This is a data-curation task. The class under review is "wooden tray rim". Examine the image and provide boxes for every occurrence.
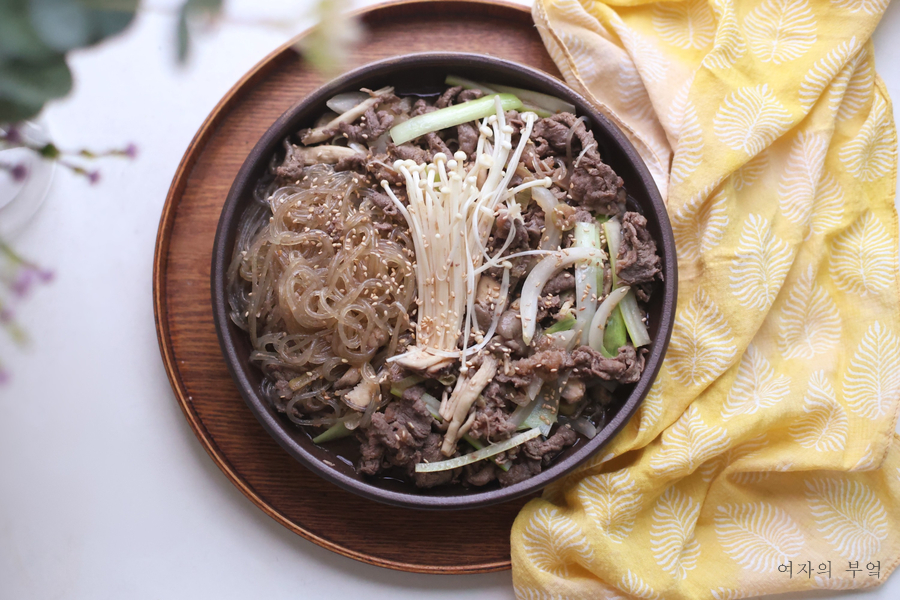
[151,0,535,575]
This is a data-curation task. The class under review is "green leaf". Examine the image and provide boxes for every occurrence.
[27,0,139,53]
[177,0,224,63]
[176,7,189,63]
[0,54,72,122]
[0,1,58,62]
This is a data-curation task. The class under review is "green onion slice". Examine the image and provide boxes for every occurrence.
[389,93,524,145]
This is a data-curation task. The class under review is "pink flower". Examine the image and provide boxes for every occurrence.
[11,163,28,182]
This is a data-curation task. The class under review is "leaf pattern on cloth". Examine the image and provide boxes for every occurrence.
[713,85,793,155]
[522,506,594,578]
[799,36,861,111]
[805,477,889,559]
[668,288,737,385]
[649,487,701,578]
[714,502,806,571]
[729,214,793,311]
[650,404,730,475]
[830,211,895,296]
[577,470,642,543]
[672,188,729,263]
[776,266,841,359]
[721,345,791,419]
[789,371,849,451]
[844,321,900,419]
[744,0,817,65]
[515,1,900,598]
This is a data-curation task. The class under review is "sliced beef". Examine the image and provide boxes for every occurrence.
[411,98,436,117]
[483,381,527,406]
[523,425,577,465]
[532,113,626,215]
[413,433,457,488]
[356,397,434,478]
[531,112,597,161]
[368,190,400,218]
[498,456,542,486]
[436,86,463,108]
[496,347,571,387]
[366,153,405,187]
[338,107,394,144]
[463,461,498,487]
[469,393,517,442]
[457,122,479,158]
[617,211,662,298]
[389,142,431,164]
[459,89,483,103]
[569,153,626,215]
[334,153,367,173]
[544,271,575,295]
[424,132,451,156]
[570,344,647,384]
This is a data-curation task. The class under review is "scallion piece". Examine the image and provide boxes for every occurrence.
[486,83,576,115]
[573,222,604,345]
[545,313,576,334]
[602,305,628,358]
[587,286,629,353]
[390,375,425,397]
[312,422,350,444]
[603,217,622,289]
[389,93,524,145]
[444,75,497,95]
[619,289,652,347]
[415,428,542,473]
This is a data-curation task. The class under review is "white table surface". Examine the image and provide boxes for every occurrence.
[2,1,900,598]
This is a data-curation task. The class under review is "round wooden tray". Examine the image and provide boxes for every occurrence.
[153,0,561,574]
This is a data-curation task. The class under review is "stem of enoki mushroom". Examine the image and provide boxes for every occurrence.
[380,98,538,375]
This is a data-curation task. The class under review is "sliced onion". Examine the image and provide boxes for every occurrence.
[520,247,606,345]
[587,287,630,350]
[561,416,598,439]
[531,186,561,250]
[326,91,369,115]
[415,428,542,473]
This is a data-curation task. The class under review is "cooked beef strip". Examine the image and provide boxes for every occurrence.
[483,381,528,407]
[544,271,575,295]
[410,98,436,117]
[457,122,479,159]
[531,113,625,215]
[469,393,517,442]
[425,132,452,156]
[569,152,626,215]
[496,347,571,387]
[389,142,431,164]
[413,433,458,488]
[436,85,484,109]
[498,456,542,486]
[334,153,367,173]
[570,344,647,384]
[356,397,434,478]
[617,211,662,301]
[338,108,394,144]
[463,461,498,487]
[523,425,577,465]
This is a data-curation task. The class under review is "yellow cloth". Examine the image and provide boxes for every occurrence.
[512,1,900,598]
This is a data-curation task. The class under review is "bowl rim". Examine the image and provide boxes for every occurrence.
[211,51,677,510]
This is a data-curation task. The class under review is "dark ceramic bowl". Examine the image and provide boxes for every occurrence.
[212,53,676,510]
